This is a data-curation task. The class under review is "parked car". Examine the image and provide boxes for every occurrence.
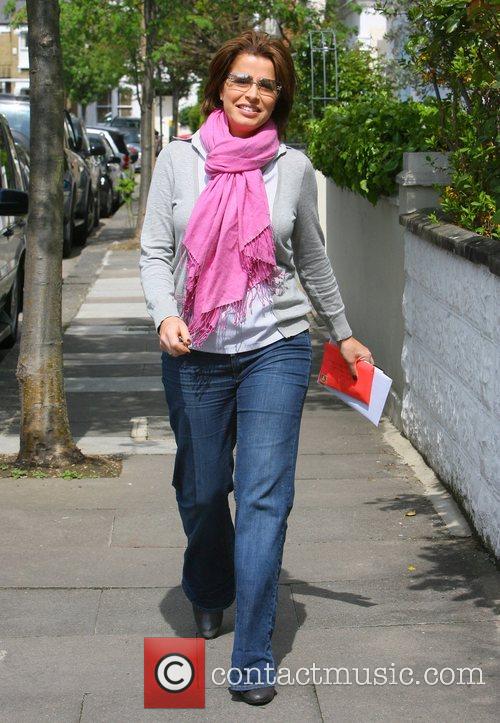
[87,130,122,217]
[106,116,164,171]
[0,113,29,348]
[106,115,161,156]
[89,125,132,171]
[68,114,101,230]
[109,125,142,171]
[0,95,94,257]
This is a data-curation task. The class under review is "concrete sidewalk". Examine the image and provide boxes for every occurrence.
[0,207,498,721]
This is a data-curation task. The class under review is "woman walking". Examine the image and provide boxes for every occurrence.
[140,29,373,706]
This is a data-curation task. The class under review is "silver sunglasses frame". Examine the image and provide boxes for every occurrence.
[225,72,282,96]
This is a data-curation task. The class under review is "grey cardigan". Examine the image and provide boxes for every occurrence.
[139,136,352,342]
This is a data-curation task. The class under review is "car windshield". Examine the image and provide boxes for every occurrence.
[0,102,30,150]
[118,128,140,144]
[111,117,140,128]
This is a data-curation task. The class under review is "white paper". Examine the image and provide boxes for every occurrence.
[318,366,393,426]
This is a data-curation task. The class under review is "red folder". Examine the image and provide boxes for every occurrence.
[318,341,374,404]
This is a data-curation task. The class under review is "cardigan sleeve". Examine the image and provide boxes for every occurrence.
[139,146,181,332]
[291,156,353,342]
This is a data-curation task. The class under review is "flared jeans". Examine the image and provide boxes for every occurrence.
[161,329,312,691]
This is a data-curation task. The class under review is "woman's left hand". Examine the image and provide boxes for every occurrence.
[338,336,374,379]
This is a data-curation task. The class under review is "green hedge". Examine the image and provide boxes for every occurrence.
[307,95,441,205]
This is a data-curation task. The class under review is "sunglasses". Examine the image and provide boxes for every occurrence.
[225,72,282,97]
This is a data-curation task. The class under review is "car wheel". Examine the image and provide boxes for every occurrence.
[75,188,93,246]
[0,268,21,349]
[112,190,122,212]
[93,188,100,228]
[101,181,113,218]
[85,189,95,237]
[63,206,75,258]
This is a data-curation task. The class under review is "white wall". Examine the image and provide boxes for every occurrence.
[321,179,405,426]
[401,231,500,556]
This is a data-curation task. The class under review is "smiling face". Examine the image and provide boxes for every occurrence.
[219,53,278,137]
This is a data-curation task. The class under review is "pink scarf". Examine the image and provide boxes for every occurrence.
[179,108,282,345]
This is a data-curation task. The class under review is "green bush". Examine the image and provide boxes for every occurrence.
[179,103,201,133]
[287,43,393,145]
[307,95,441,204]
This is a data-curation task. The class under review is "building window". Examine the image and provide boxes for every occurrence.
[96,90,112,123]
[18,30,29,70]
[117,87,133,118]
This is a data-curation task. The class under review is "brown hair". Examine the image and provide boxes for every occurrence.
[201,30,296,139]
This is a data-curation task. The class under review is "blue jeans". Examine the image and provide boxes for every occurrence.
[161,329,312,691]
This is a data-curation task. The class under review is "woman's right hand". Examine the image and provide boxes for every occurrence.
[159,316,192,356]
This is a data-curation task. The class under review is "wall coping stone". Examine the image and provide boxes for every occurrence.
[399,207,500,276]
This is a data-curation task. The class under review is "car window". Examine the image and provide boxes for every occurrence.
[3,123,24,190]
[103,134,119,157]
[0,124,17,190]
[102,136,114,158]
[64,115,77,150]
[107,130,128,154]
[111,117,140,128]
[78,123,91,155]
[118,128,140,144]
[0,102,30,151]
[88,133,104,151]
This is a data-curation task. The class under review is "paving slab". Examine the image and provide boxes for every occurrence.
[280,537,494,584]
[294,451,412,480]
[283,623,500,722]
[0,589,101,638]
[62,334,158,354]
[298,429,390,455]
[286,495,446,542]
[0,457,176,510]
[75,302,148,319]
[62,363,158,377]
[110,510,186,548]
[65,376,163,392]
[0,508,115,548]
[1,695,83,723]
[0,434,176,455]
[94,584,295,639]
[290,573,499,629]
[65,391,167,423]
[63,352,160,365]
[0,545,184,588]
[300,408,380,434]
[80,685,321,722]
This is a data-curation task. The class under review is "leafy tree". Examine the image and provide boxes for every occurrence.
[59,0,140,108]
[6,1,140,108]
[375,0,498,237]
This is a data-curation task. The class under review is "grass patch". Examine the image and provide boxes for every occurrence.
[0,454,122,479]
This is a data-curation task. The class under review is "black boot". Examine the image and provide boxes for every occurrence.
[236,687,276,705]
[192,603,223,639]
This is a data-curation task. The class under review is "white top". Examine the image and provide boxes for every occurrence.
[188,129,284,354]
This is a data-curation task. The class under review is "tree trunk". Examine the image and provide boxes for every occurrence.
[134,0,155,240]
[171,83,179,139]
[16,0,83,466]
